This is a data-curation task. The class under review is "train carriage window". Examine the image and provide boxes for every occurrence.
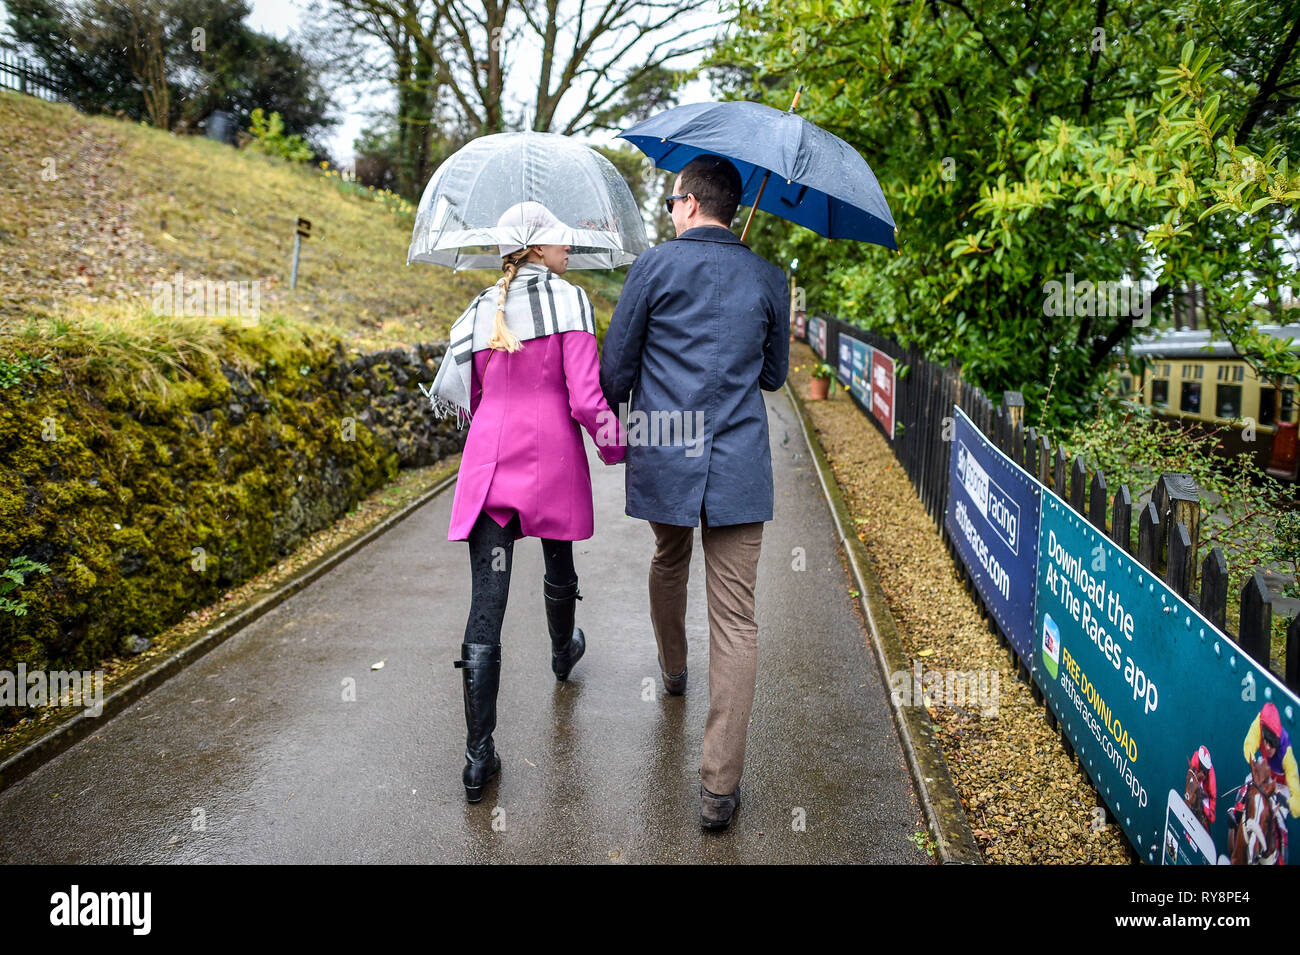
[1215,384,1242,419]
[1120,375,1132,395]
[1260,387,1294,426]
[1180,381,1201,413]
[1152,379,1169,406]
[1261,388,1278,426]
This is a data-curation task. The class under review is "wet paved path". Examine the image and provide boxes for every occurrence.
[0,387,925,863]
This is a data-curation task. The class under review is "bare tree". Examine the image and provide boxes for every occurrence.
[311,0,451,195]
[326,0,715,137]
[125,0,171,130]
[519,0,714,135]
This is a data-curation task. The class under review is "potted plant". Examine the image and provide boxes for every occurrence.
[809,362,835,400]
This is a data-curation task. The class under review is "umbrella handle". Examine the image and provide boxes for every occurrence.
[739,170,772,243]
[740,86,800,243]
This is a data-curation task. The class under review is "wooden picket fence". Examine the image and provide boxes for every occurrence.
[806,313,1299,697]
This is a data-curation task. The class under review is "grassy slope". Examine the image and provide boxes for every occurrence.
[0,91,622,350]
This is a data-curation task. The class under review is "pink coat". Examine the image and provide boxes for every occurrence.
[447,328,626,542]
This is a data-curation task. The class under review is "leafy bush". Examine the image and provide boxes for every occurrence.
[1050,399,1294,622]
[719,3,1299,430]
[247,108,312,164]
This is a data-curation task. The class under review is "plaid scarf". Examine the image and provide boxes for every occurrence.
[420,263,597,429]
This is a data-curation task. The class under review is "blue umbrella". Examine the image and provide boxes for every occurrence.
[617,88,897,249]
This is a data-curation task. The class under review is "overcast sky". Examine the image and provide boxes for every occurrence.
[0,0,722,161]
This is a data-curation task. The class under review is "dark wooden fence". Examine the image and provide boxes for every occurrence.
[804,312,1299,696]
[0,44,66,102]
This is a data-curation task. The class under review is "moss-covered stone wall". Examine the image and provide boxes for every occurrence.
[0,334,462,688]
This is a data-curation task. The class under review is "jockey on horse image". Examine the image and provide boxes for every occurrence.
[1228,702,1297,864]
[1185,745,1217,832]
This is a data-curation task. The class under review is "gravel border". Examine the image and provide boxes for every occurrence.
[787,342,1135,864]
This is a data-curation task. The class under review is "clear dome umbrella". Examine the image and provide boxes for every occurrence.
[407,130,649,271]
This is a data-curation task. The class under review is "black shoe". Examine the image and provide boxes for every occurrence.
[700,783,741,830]
[544,576,585,681]
[659,656,687,696]
[454,642,501,802]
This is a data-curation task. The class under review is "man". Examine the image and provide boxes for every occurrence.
[599,154,789,830]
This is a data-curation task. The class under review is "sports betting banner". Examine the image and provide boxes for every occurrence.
[944,407,1041,663]
[870,349,896,437]
[816,317,827,359]
[837,334,854,385]
[1033,491,1300,864]
[850,339,870,406]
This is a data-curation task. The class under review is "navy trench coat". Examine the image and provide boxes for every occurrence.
[599,225,790,527]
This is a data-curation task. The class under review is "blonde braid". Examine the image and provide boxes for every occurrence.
[488,248,533,352]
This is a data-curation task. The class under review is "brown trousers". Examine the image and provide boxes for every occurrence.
[648,510,764,795]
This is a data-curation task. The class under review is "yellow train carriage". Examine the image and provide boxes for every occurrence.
[1122,326,1300,480]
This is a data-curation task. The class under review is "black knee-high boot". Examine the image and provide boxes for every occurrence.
[454,642,501,802]
[543,576,585,681]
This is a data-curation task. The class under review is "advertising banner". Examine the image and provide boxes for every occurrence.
[816,317,827,359]
[837,334,854,385]
[794,310,806,340]
[944,407,1041,663]
[871,349,896,436]
[1033,491,1300,864]
[850,339,870,406]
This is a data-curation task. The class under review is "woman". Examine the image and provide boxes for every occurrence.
[423,201,625,803]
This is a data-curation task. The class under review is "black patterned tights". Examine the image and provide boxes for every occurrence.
[463,511,576,646]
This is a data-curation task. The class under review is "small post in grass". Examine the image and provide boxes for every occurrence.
[291,217,312,290]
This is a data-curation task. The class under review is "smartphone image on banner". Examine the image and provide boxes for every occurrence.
[1162,788,1218,865]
